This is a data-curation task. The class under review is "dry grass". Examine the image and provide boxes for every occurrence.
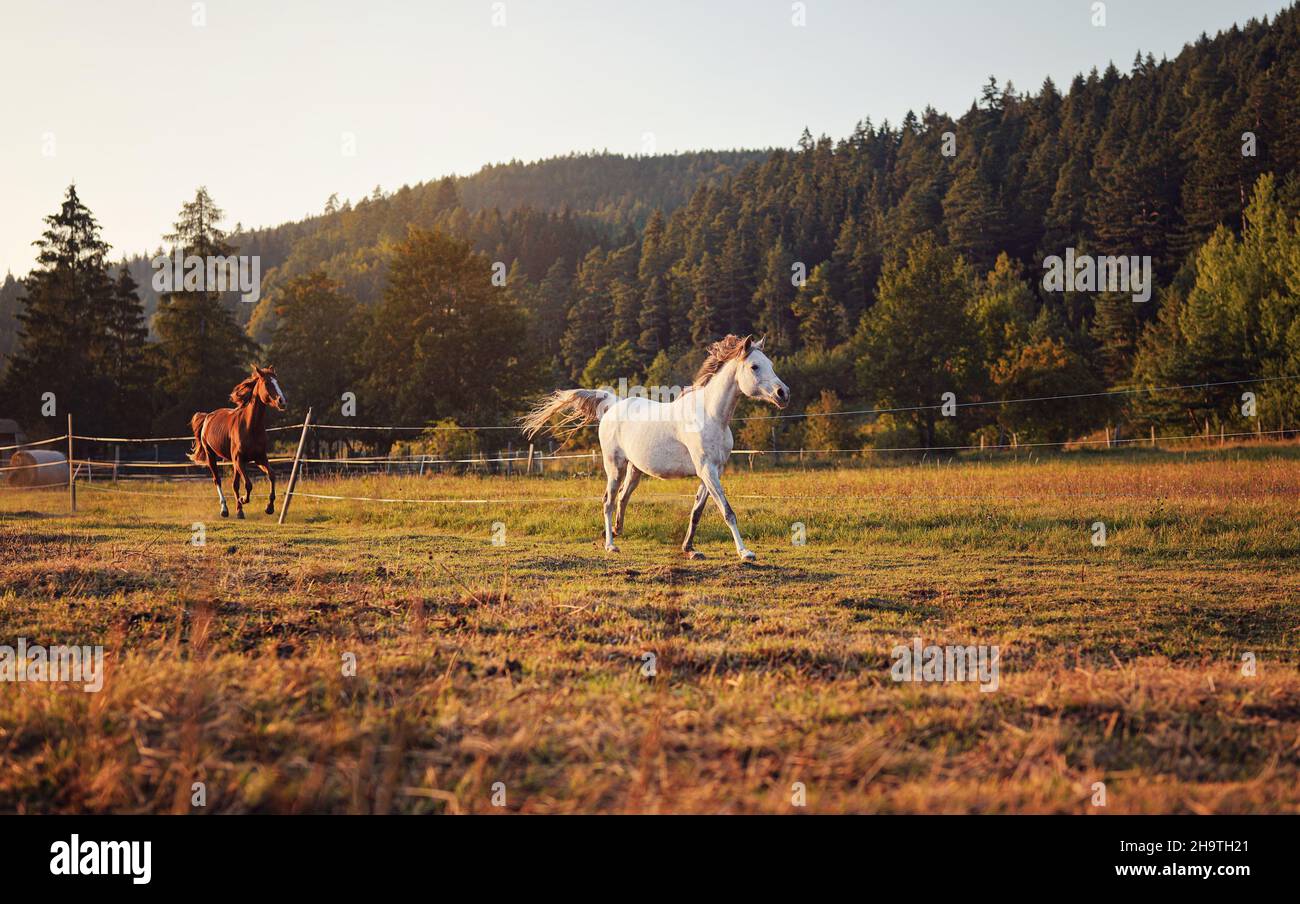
[1,443,1298,813]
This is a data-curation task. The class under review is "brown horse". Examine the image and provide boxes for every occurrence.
[188,366,287,518]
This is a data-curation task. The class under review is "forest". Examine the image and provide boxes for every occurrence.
[3,7,1299,447]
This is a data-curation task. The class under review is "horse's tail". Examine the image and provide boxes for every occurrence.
[520,389,617,440]
[187,412,209,463]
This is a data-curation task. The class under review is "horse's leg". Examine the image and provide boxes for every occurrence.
[205,449,228,518]
[236,453,253,505]
[681,482,709,559]
[698,462,754,561]
[232,453,248,519]
[612,465,641,537]
[601,454,627,552]
[255,457,276,515]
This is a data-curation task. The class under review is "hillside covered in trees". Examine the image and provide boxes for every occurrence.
[4,6,1300,447]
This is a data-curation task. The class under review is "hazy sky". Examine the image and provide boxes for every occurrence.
[1,0,1291,276]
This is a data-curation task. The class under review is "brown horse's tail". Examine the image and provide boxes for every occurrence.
[188,412,209,463]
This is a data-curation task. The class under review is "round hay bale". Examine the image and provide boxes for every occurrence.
[6,449,68,488]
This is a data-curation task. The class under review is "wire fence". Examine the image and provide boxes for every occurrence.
[2,375,1297,513]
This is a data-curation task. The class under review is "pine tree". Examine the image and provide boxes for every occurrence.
[361,229,534,425]
[534,258,574,369]
[791,263,849,352]
[943,163,1004,273]
[268,271,365,423]
[0,185,116,434]
[609,277,641,347]
[855,239,980,446]
[753,239,797,351]
[97,262,153,434]
[688,254,721,346]
[637,275,672,357]
[560,249,611,380]
[152,188,260,431]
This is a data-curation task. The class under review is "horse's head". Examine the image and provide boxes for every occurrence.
[250,366,287,411]
[735,336,789,409]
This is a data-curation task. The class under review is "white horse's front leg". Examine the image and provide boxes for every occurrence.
[698,463,754,561]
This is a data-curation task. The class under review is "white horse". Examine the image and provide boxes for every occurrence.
[522,334,789,561]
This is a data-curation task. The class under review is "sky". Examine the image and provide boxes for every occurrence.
[1,0,1292,276]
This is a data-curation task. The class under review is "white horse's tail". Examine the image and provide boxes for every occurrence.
[520,388,616,440]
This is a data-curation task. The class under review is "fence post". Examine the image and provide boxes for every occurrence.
[113,446,120,482]
[526,443,535,476]
[1150,425,1156,448]
[278,408,313,525]
[67,413,75,512]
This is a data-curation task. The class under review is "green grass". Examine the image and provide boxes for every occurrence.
[1,444,1298,813]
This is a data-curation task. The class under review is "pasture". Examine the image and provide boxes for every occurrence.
[1,445,1298,814]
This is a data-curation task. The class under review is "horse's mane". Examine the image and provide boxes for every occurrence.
[688,335,751,392]
[230,374,259,406]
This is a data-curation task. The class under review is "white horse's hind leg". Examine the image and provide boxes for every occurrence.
[681,482,709,558]
[698,463,754,561]
[602,455,626,552]
[613,466,641,536]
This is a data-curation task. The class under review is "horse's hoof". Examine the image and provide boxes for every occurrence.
[739,550,756,562]
[605,543,619,553]
[220,510,229,518]
[265,505,274,515]
[682,549,704,560]
[236,510,245,520]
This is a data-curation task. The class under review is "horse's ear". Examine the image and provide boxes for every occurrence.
[741,335,753,356]
[752,335,766,351]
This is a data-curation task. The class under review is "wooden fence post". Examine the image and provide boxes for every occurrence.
[278,408,313,525]
[67,413,75,512]
[526,443,535,476]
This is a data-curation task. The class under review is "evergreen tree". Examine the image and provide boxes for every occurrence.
[97,262,153,434]
[581,341,641,387]
[855,239,980,446]
[753,239,797,351]
[688,254,721,346]
[791,263,849,351]
[268,271,365,423]
[0,185,116,434]
[361,229,534,426]
[152,187,259,430]
[637,275,672,357]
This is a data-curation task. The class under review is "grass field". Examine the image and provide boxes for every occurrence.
[2,444,1299,814]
